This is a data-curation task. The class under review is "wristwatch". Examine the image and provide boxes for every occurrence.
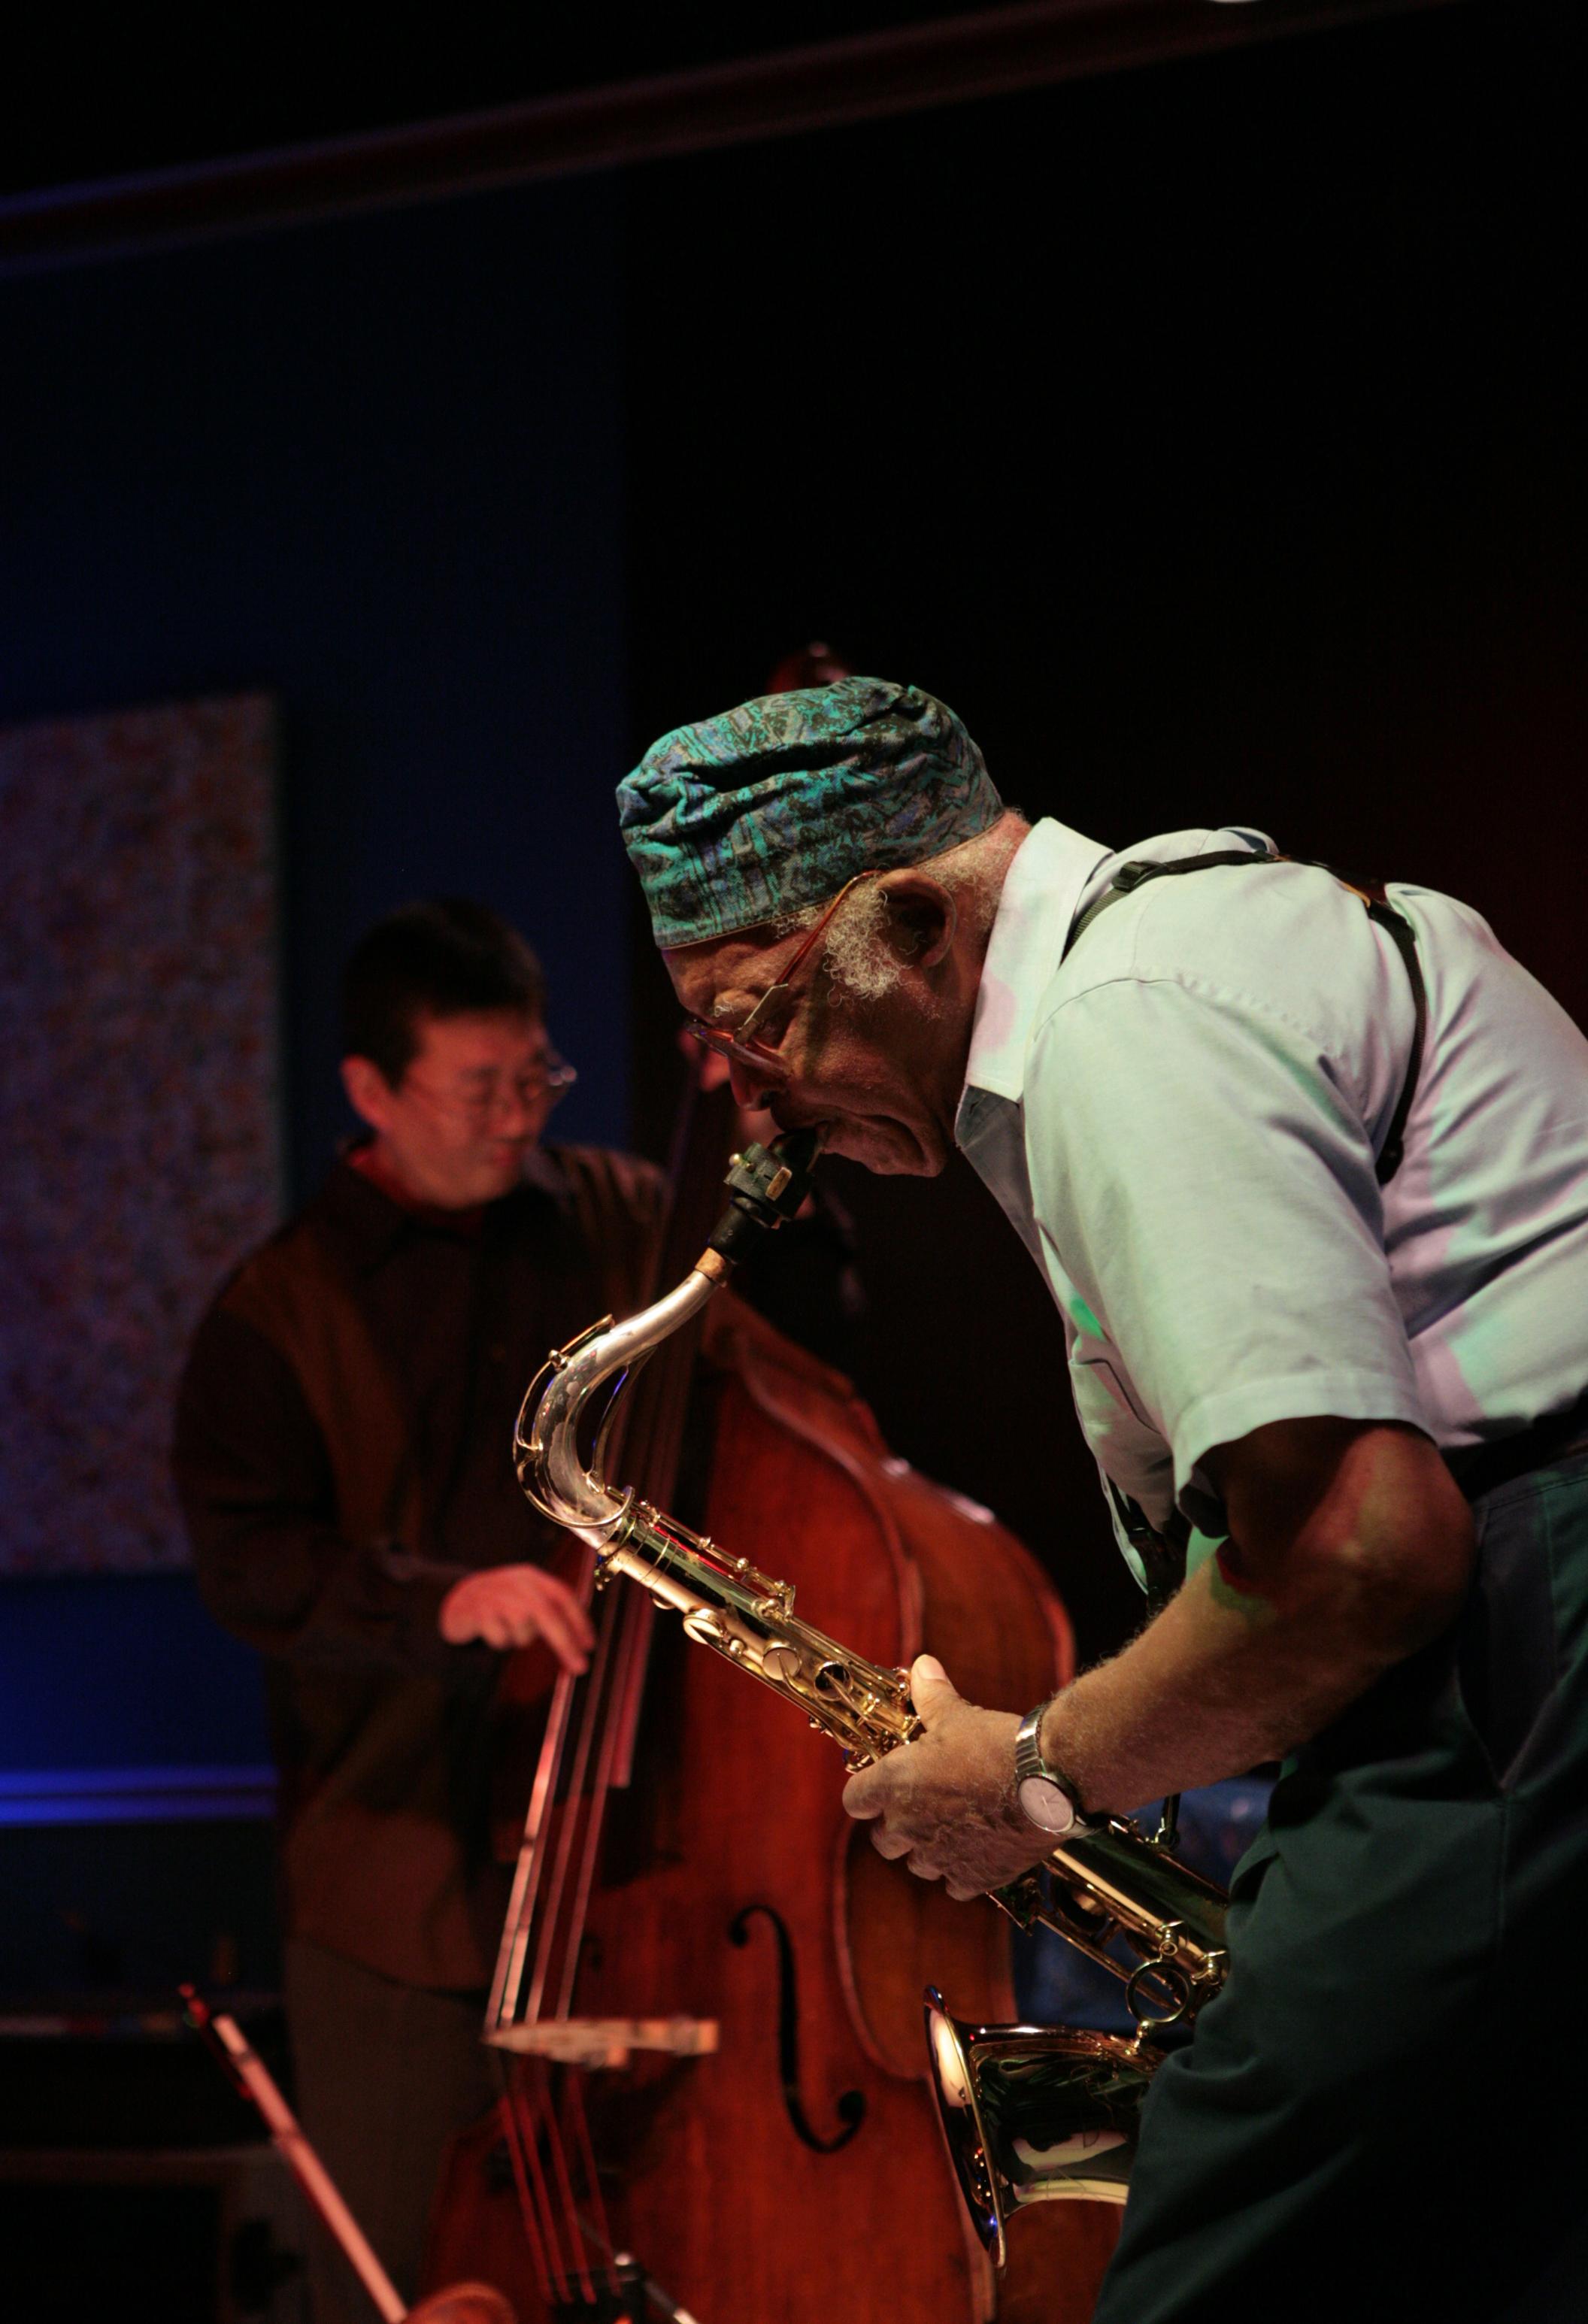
[1014,1698,1080,1836]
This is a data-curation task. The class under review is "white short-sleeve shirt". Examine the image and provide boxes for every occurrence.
[956,819,1588,1579]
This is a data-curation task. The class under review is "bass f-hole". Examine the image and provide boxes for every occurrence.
[729,1901,866,2154]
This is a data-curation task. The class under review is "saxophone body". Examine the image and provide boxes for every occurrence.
[513,1138,1230,2262]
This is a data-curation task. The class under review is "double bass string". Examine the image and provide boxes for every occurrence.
[548,1153,721,2004]
[532,2068,623,2309]
[485,1426,660,2301]
[481,1570,635,2300]
[523,1574,633,2026]
[507,2062,605,2308]
[488,1577,591,2028]
[513,1368,705,2298]
[493,2062,557,2305]
[532,2071,609,2307]
[486,1065,737,2312]
[563,2071,622,2301]
[556,1582,653,2019]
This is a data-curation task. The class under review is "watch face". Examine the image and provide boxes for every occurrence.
[1017,1774,1075,1835]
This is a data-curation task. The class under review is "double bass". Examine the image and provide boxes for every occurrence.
[424,1076,1121,2322]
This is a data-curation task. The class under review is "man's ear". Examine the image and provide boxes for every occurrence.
[877,871,957,968]
[341,1053,399,1135]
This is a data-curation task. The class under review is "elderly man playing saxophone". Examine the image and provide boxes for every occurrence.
[615,677,1588,2323]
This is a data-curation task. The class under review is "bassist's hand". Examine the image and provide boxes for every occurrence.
[439,1565,593,1671]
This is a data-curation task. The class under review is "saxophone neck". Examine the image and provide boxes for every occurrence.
[514,1131,823,1537]
[514,1263,719,1532]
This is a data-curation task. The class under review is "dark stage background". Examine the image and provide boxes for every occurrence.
[0,0,1582,2001]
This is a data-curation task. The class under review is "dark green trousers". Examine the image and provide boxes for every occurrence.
[1095,1451,1588,2323]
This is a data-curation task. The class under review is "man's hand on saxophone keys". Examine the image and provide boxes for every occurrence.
[841,1655,1048,1900]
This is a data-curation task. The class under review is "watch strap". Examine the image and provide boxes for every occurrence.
[1014,1698,1058,1785]
[1014,1696,1081,1823]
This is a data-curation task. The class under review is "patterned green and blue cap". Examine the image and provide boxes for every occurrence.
[618,677,1002,949]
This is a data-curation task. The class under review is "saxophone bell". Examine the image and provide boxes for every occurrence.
[924,1989,1153,2266]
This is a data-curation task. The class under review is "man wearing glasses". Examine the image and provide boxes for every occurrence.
[618,677,1588,2321]
[174,898,661,2324]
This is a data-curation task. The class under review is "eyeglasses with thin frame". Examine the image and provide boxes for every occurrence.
[683,872,878,1080]
[406,1050,578,1124]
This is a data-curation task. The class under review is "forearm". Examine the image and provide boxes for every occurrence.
[842,1423,1477,1900]
[1046,1423,1476,1811]
[1039,1560,1391,1808]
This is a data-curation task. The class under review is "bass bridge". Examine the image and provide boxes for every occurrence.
[486,2016,719,2070]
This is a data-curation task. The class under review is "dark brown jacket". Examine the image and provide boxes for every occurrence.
[173,1142,662,1990]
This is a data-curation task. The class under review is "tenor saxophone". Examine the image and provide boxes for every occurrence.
[513,1135,1229,2263]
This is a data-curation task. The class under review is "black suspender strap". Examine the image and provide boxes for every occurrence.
[1359,897,1426,1183]
[1090,844,1429,1600]
[1109,851,1269,889]
[1107,850,1427,1186]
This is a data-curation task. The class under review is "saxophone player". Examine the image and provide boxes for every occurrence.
[614,676,1588,2322]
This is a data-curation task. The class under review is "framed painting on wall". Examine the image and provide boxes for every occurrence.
[0,693,282,1574]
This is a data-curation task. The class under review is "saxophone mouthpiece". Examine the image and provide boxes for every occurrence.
[705,1130,823,1268]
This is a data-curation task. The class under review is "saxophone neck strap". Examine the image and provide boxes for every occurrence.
[1107,1478,1191,1615]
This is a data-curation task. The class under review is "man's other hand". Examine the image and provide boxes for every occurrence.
[841,1656,1041,1900]
[439,1565,593,1671]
